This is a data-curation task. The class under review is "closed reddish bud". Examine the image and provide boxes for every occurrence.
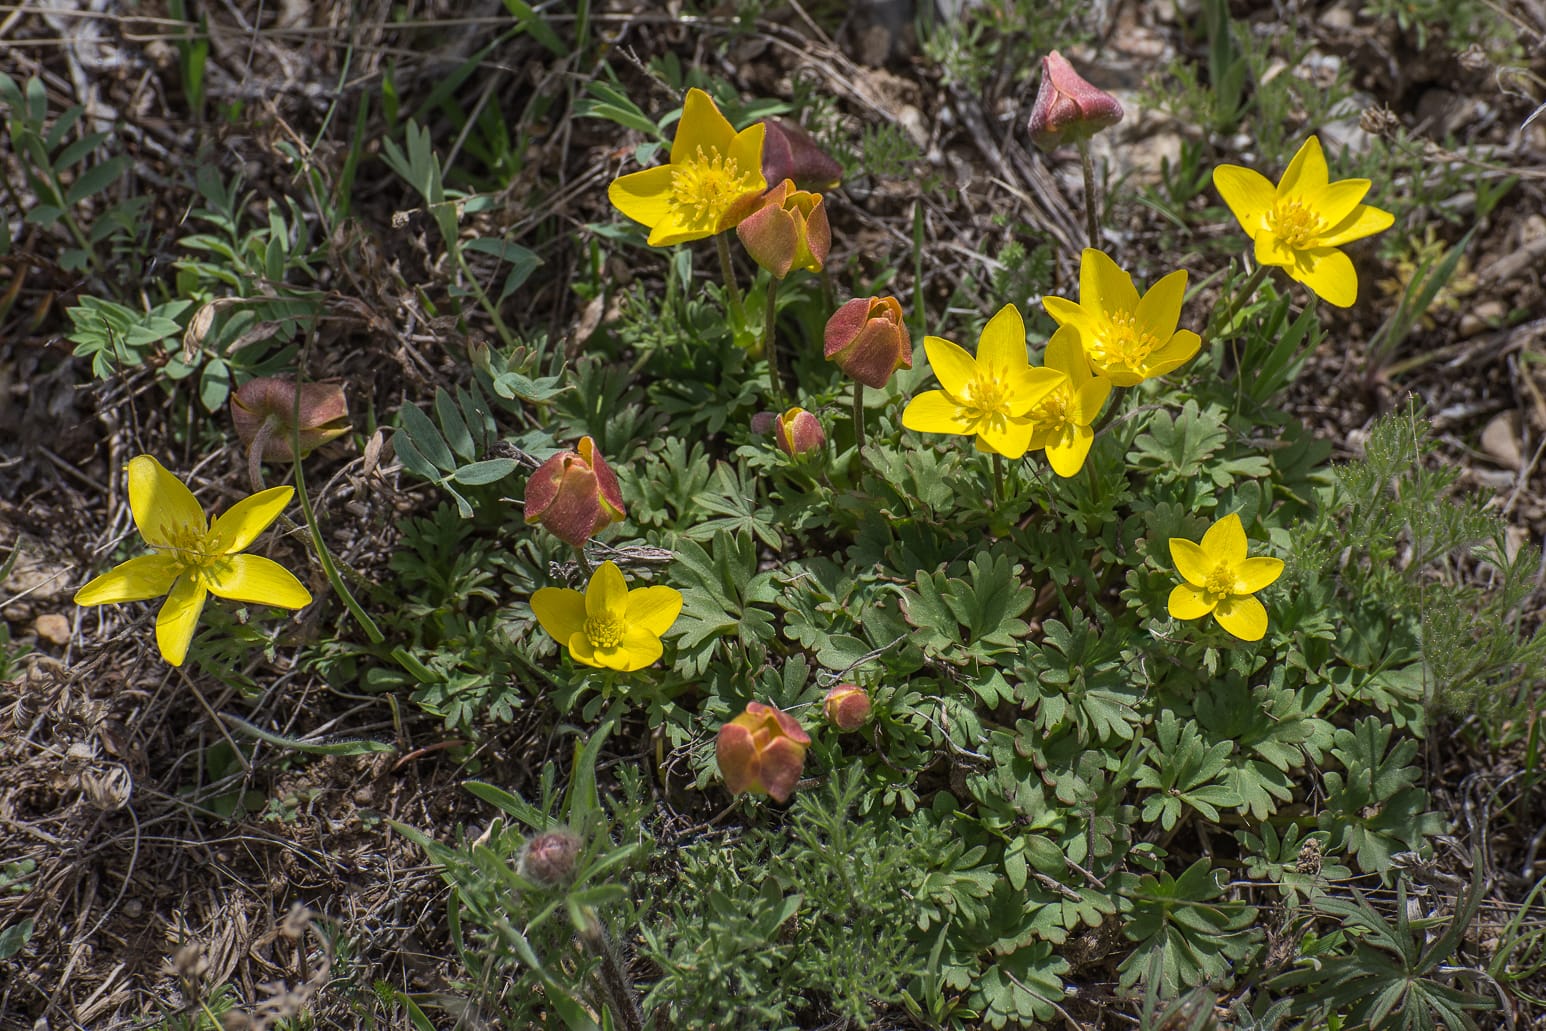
[824,296,912,389]
[231,377,349,462]
[517,829,582,887]
[715,701,811,804]
[823,683,871,731]
[735,179,830,279]
[523,436,626,547]
[1027,50,1124,153]
[774,407,825,457]
[759,118,843,192]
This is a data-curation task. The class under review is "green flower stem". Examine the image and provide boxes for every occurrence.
[575,544,593,579]
[1213,263,1271,341]
[716,233,745,321]
[992,452,1005,508]
[851,382,866,453]
[1076,137,1101,251]
[580,909,645,1031]
[763,275,787,404]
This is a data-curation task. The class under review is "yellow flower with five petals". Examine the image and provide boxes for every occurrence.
[1043,248,1200,387]
[73,455,313,666]
[901,304,1064,459]
[531,561,683,672]
[1167,513,1284,642]
[1024,326,1112,477]
[607,88,767,247]
[1212,135,1394,308]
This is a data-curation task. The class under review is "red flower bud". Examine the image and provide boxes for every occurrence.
[230,377,349,462]
[773,407,825,457]
[523,436,626,547]
[759,119,843,192]
[517,829,582,887]
[735,179,831,279]
[715,701,811,804]
[1026,50,1123,153]
[823,683,871,731]
[823,296,913,389]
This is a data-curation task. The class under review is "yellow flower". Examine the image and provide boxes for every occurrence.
[901,304,1065,458]
[73,455,312,666]
[530,561,682,672]
[607,88,767,247]
[1042,248,1200,387]
[1212,135,1394,308]
[1167,513,1284,642]
[1025,326,1112,477]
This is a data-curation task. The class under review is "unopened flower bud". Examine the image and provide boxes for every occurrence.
[524,437,626,547]
[1027,50,1123,153]
[518,829,583,887]
[759,118,843,192]
[823,683,871,731]
[715,701,811,804]
[773,407,825,457]
[230,377,349,462]
[823,296,912,389]
[735,179,831,279]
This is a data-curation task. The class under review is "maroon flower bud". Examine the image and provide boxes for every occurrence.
[823,296,913,389]
[523,436,626,547]
[759,118,843,192]
[1027,50,1124,153]
[736,179,831,279]
[773,407,826,457]
[823,683,871,731]
[715,701,811,804]
[517,829,582,887]
[230,377,350,462]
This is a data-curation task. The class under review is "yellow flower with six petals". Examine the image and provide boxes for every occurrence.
[1043,248,1200,387]
[1212,135,1394,308]
[1024,326,1112,477]
[901,304,1064,458]
[73,455,313,666]
[531,561,683,672]
[607,88,767,247]
[1167,513,1284,642]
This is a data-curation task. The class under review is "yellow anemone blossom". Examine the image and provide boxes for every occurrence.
[531,561,683,672]
[1042,248,1201,387]
[73,455,313,666]
[1025,326,1112,477]
[1167,513,1284,642]
[607,88,767,247]
[901,304,1065,459]
[1212,135,1394,308]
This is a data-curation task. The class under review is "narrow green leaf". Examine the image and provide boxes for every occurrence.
[222,713,396,756]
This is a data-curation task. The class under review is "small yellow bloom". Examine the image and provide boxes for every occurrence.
[901,304,1064,459]
[607,88,767,247]
[530,561,682,672]
[1025,326,1112,477]
[73,455,313,666]
[1043,248,1200,387]
[1167,513,1284,642]
[1212,135,1394,308]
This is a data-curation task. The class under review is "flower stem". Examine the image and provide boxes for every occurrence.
[992,452,1005,508]
[575,544,593,580]
[580,910,645,1031]
[716,233,745,321]
[1075,137,1101,251]
[763,275,786,404]
[851,383,866,453]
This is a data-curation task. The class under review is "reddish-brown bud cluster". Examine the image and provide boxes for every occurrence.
[823,296,913,389]
[715,701,811,804]
[1026,50,1124,153]
[523,437,626,547]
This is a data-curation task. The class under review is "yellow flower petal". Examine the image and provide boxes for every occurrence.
[726,123,768,196]
[74,553,182,605]
[1213,594,1268,641]
[975,414,1034,459]
[1287,246,1358,308]
[1073,376,1111,423]
[203,554,312,609]
[975,304,1028,381]
[614,625,666,671]
[1318,203,1395,249]
[1142,330,1201,380]
[1045,424,1094,477]
[1255,230,1296,268]
[205,485,293,555]
[902,391,977,437]
[608,166,676,234]
[531,586,587,644]
[565,631,606,669]
[1003,367,1066,416]
[1200,513,1248,565]
[1310,179,1373,230]
[1235,556,1285,594]
[1277,136,1328,199]
[671,88,736,164]
[919,337,978,400]
[586,560,629,621]
[1086,249,1139,320]
[1044,325,1088,382]
[1041,294,1084,329]
[156,574,208,666]
[128,455,205,548]
[1169,538,1213,588]
[1135,268,1187,339]
[625,584,683,638]
[1168,582,1216,620]
[1212,165,1276,237]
